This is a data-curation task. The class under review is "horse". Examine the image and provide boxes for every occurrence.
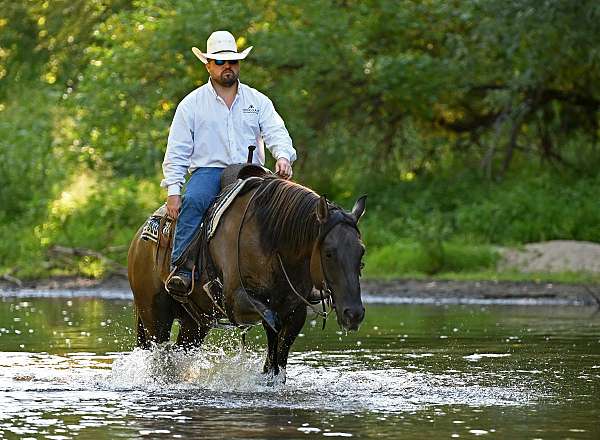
[128,175,366,378]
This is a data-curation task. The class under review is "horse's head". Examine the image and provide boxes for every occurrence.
[311,195,367,331]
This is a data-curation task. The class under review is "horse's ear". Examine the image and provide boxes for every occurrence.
[351,195,367,223]
[316,195,329,224]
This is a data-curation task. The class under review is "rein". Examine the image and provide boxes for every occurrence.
[276,253,330,320]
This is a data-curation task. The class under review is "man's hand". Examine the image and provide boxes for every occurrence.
[275,157,293,180]
[166,195,182,219]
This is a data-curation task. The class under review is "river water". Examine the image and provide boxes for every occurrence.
[0,290,598,439]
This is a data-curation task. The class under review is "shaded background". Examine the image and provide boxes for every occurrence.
[1,0,599,280]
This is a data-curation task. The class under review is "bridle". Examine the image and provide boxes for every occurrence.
[278,206,361,328]
[310,209,360,292]
[234,178,360,329]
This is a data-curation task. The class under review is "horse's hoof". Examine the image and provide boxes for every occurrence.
[263,367,286,386]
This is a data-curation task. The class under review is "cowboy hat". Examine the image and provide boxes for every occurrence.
[192,30,253,64]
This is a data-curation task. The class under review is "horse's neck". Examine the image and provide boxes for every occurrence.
[277,241,317,289]
[278,243,313,265]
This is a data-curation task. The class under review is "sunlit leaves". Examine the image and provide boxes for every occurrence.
[1,0,599,279]
[5,0,593,183]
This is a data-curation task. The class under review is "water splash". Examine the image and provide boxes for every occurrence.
[109,345,281,393]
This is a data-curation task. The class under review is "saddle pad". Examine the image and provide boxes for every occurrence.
[206,176,261,240]
[139,177,259,246]
[141,205,173,244]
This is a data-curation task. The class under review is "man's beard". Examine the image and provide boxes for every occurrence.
[214,69,239,87]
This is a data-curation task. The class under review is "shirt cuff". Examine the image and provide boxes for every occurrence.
[275,153,291,163]
[167,184,181,196]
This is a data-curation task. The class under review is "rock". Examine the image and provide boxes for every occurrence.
[499,240,600,273]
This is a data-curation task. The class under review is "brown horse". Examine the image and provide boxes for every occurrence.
[128,176,366,377]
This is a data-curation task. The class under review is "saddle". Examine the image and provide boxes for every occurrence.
[140,163,272,306]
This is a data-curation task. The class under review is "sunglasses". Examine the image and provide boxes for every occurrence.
[213,59,239,66]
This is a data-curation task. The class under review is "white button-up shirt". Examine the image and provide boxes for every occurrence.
[161,79,296,196]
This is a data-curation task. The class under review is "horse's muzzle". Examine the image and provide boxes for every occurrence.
[341,306,365,331]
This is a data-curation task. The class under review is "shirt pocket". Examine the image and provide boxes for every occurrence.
[242,111,260,136]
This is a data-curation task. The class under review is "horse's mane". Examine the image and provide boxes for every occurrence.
[251,177,321,254]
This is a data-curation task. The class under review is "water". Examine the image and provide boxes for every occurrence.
[0,292,599,439]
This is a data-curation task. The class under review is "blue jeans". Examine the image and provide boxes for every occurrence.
[171,167,224,268]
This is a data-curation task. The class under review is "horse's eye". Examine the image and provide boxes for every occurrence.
[325,252,334,259]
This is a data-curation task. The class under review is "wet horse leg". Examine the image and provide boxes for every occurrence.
[276,306,308,373]
[262,306,307,381]
[176,309,210,348]
[227,287,282,333]
[136,291,176,347]
[262,322,279,376]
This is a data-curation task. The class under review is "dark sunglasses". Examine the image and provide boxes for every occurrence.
[213,59,239,66]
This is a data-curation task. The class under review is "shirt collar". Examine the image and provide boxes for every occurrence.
[207,78,242,100]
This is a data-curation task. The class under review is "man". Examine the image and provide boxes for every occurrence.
[161,30,296,293]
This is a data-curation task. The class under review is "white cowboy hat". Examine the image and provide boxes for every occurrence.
[192,30,253,64]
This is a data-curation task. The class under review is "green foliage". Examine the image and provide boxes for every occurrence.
[42,178,150,251]
[17,0,594,186]
[452,174,600,244]
[363,240,499,279]
[359,170,600,249]
[0,0,598,280]
[0,221,47,279]
[38,175,162,269]
[0,88,63,219]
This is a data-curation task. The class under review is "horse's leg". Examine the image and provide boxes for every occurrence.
[129,227,176,348]
[262,322,279,376]
[135,310,150,349]
[176,309,210,348]
[136,291,176,346]
[276,306,308,374]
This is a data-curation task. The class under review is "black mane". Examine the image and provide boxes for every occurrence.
[251,177,321,255]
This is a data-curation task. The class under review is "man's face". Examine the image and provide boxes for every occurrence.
[205,59,240,87]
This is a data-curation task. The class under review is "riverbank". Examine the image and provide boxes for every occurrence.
[2,240,599,305]
[2,274,599,306]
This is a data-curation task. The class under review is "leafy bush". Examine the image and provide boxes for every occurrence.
[359,169,600,248]
[363,240,499,279]
[0,88,64,219]
[39,175,162,261]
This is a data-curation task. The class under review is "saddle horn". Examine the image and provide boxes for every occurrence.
[247,145,256,164]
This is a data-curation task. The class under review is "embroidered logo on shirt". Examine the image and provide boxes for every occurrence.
[243,104,259,114]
